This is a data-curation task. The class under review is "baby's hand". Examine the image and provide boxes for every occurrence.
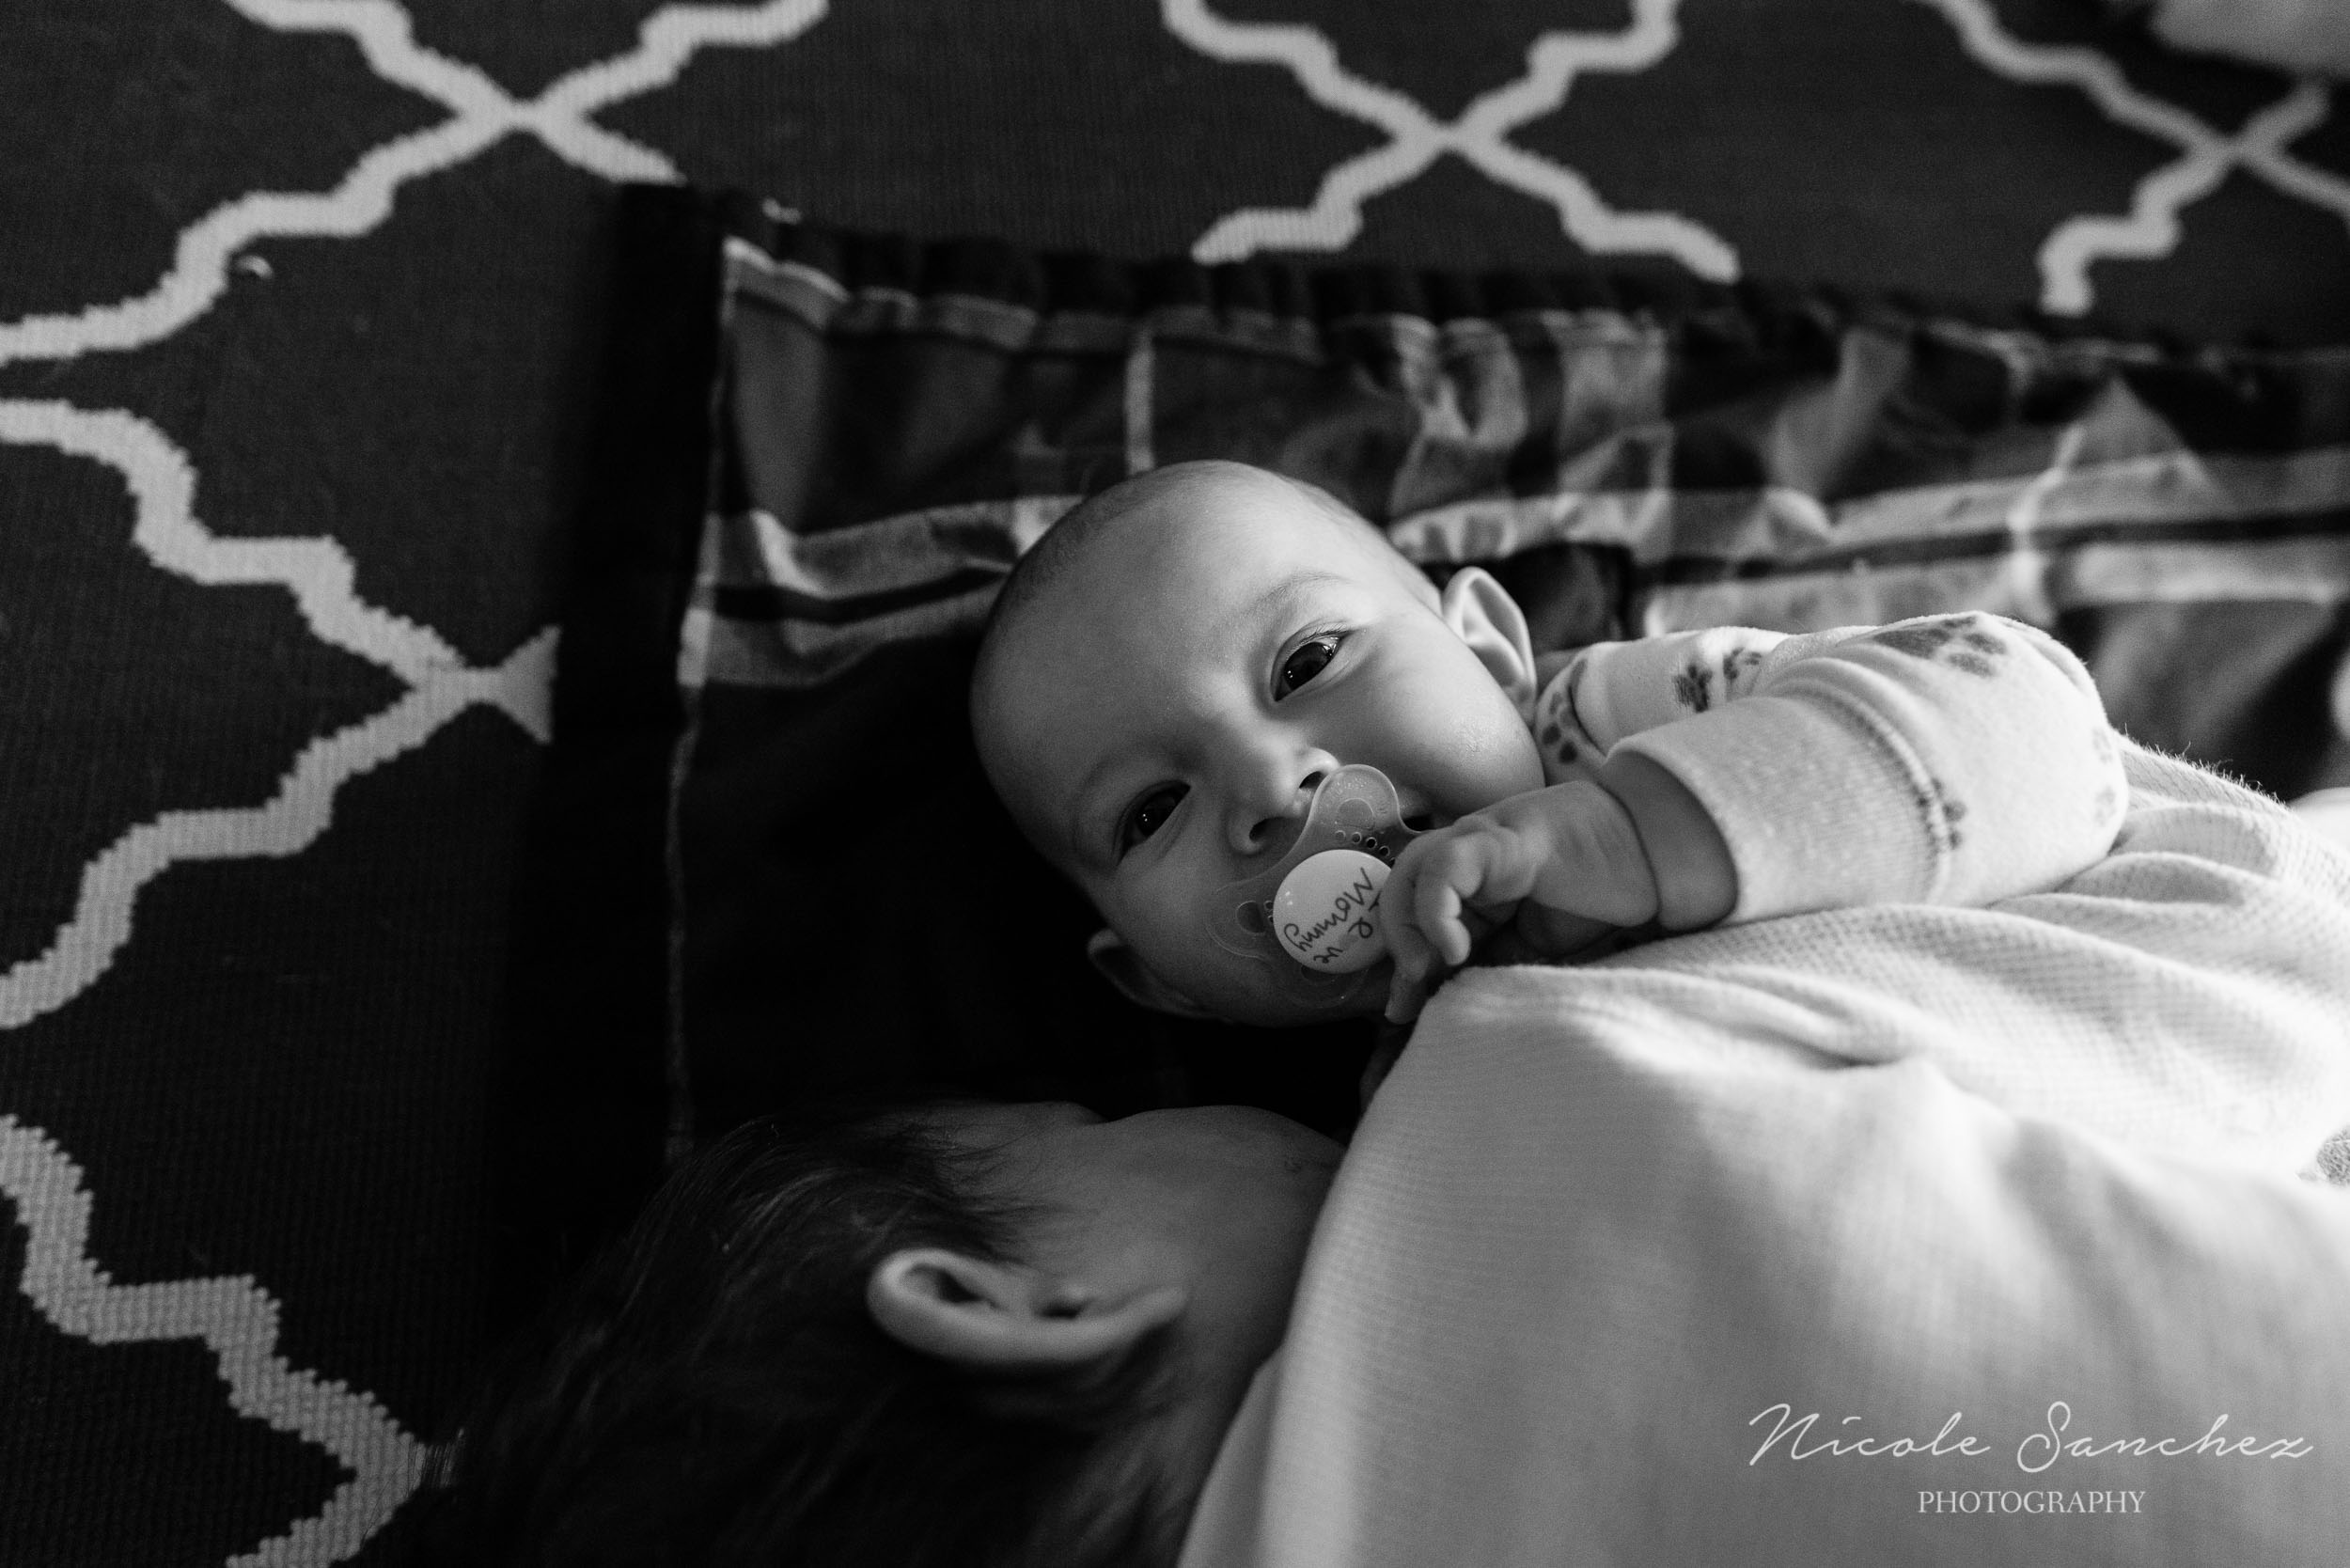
[1381,780,1662,1022]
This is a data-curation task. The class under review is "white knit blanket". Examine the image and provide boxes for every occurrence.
[1182,748,2350,1567]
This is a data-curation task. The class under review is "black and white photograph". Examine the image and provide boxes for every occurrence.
[4,1,2349,1563]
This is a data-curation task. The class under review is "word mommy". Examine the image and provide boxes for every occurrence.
[1282,865,1383,966]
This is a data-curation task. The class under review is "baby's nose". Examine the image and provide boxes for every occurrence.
[1236,769,1324,858]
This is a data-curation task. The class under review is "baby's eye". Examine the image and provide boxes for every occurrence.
[1274,635,1341,700]
[1118,784,1187,855]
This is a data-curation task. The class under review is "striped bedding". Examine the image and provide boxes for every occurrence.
[502,186,2350,1294]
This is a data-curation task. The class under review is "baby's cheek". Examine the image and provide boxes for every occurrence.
[1155,917,1382,1027]
[1164,932,1269,1012]
[1430,707,1546,815]
[1117,898,1244,1003]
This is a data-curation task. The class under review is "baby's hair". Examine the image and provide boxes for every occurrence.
[973,461,1399,705]
[418,1105,1182,1568]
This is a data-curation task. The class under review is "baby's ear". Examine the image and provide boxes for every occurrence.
[869,1247,1186,1377]
[1438,565,1539,720]
[1086,929,1221,1020]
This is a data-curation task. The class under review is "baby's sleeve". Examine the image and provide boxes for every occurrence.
[1534,615,2128,921]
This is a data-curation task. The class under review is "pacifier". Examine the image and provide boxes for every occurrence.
[1206,764,1427,1010]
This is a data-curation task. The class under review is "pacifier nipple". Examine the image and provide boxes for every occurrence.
[1205,764,1426,1005]
[1272,849,1392,972]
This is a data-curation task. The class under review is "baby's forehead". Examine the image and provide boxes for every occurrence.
[1046,487,1370,618]
[973,473,1413,810]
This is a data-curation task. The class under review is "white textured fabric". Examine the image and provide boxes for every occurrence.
[1533,614,2128,920]
[1180,747,2350,1568]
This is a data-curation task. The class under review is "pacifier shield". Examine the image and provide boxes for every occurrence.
[1273,849,1392,972]
[1203,762,1424,1008]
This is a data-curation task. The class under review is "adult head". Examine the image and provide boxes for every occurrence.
[423,1099,1340,1567]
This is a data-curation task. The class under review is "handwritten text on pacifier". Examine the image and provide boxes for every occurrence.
[1273,849,1393,973]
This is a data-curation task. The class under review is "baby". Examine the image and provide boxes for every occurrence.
[969,459,2125,1027]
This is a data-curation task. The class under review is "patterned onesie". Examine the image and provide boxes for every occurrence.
[1528,612,2129,922]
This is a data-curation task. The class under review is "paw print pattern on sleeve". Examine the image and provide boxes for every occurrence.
[1536,712,1579,764]
[1720,643,1767,693]
[1534,654,1605,781]
[1669,636,1774,713]
[1670,660,1714,713]
[1868,614,2008,678]
[1532,629,1784,787]
[1921,774,1968,853]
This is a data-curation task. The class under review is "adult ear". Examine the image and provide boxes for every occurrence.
[1087,928,1220,1020]
[1438,565,1539,720]
[869,1247,1187,1376]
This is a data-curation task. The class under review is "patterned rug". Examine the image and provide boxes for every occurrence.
[1,2,2342,1560]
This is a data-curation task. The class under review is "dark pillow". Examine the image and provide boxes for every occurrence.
[496,185,2350,1320]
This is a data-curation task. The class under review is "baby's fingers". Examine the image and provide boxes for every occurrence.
[1380,848,1440,990]
[1382,964,1429,1026]
[1408,834,1499,968]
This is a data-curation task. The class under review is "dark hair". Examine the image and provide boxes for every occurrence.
[419,1108,1180,1567]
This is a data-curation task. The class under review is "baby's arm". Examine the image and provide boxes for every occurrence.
[1385,613,2127,1016]
[1572,614,2127,918]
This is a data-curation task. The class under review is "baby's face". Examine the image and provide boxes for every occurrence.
[978,471,1543,1024]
